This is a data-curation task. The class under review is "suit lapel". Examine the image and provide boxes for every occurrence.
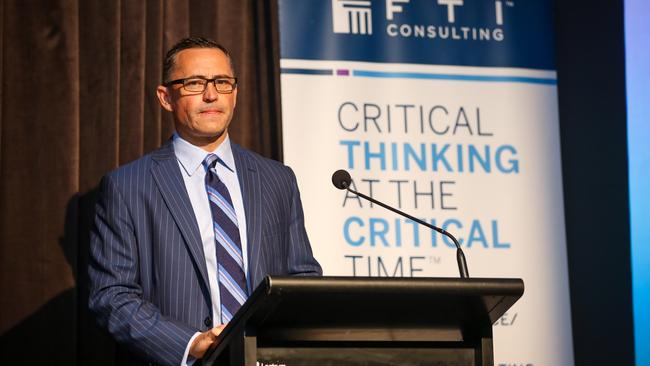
[150,141,210,291]
[232,144,264,288]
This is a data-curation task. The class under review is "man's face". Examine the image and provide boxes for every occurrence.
[157,48,237,150]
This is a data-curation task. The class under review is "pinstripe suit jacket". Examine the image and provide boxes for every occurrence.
[88,140,322,366]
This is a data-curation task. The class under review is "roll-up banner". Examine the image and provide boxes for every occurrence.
[279,1,574,364]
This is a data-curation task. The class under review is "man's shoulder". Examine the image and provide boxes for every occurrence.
[104,142,172,181]
[232,143,293,177]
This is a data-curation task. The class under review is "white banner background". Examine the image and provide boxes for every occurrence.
[279,1,574,363]
[281,59,573,365]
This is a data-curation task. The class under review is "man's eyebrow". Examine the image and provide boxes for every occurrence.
[183,74,235,79]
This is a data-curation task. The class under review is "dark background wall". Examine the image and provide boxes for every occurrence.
[0,1,282,364]
[555,0,635,365]
[0,0,636,364]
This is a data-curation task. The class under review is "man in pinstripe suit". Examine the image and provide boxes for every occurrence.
[89,37,322,366]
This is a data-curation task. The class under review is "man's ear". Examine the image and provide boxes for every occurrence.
[156,85,174,112]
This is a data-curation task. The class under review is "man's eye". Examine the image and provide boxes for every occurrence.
[216,79,230,85]
[185,79,205,86]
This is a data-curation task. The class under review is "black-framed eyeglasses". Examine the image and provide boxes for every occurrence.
[164,76,238,94]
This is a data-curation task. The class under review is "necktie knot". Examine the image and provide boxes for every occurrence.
[203,154,219,172]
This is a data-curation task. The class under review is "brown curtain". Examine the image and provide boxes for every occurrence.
[0,0,283,364]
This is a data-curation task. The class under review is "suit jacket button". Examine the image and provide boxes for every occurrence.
[204,316,212,327]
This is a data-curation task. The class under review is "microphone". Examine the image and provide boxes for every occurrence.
[331,169,470,278]
[332,169,352,190]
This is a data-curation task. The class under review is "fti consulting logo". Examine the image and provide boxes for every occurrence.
[331,0,510,42]
[331,0,373,35]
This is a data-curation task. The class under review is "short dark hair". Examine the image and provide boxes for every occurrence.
[162,37,234,83]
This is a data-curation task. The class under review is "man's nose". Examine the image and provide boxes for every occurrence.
[202,81,219,101]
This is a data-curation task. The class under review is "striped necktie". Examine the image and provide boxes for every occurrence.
[203,154,248,323]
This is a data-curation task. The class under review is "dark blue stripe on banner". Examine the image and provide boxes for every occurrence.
[353,70,557,85]
[279,0,556,70]
[280,68,333,75]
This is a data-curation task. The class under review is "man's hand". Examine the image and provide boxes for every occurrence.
[189,325,226,359]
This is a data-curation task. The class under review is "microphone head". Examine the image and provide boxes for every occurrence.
[332,169,352,190]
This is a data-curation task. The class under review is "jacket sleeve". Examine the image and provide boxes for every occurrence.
[88,174,197,366]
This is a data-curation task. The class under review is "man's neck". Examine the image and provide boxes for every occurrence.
[178,131,228,152]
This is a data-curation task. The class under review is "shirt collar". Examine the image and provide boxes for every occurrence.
[173,133,235,176]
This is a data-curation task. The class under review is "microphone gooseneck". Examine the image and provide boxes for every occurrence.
[331,169,470,279]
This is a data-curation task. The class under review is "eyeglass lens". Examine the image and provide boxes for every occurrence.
[183,78,235,93]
